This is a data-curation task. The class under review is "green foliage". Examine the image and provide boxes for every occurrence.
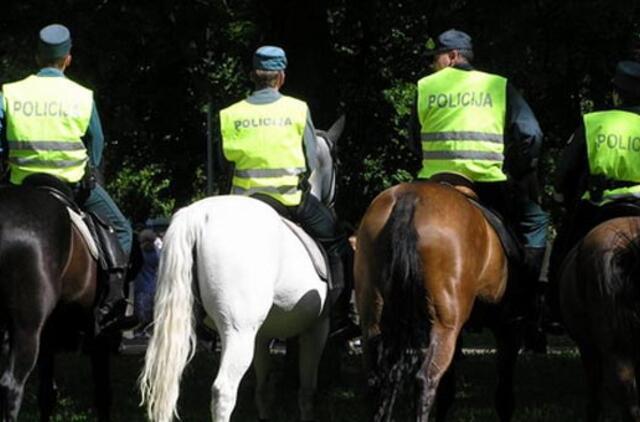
[108,163,175,224]
[0,0,639,223]
[383,81,416,139]
[361,154,413,194]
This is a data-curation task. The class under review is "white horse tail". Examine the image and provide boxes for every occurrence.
[140,205,200,422]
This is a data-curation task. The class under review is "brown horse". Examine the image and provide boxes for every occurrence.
[559,216,640,422]
[354,181,523,422]
[0,179,114,422]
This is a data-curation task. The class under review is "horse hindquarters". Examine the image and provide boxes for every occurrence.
[201,199,326,421]
[563,220,640,422]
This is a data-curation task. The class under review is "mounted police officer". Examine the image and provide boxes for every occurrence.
[411,29,550,347]
[217,46,354,336]
[546,60,640,329]
[0,24,134,331]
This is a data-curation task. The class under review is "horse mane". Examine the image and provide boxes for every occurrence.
[592,219,640,353]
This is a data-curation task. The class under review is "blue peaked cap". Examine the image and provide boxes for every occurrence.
[253,46,287,71]
[426,29,473,56]
[613,61,640,96]
[38,24,72,60]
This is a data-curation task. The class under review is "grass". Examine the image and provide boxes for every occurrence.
[16,333,624,421]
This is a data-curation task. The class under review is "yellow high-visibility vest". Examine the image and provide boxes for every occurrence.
[584,110,640,204]
[417,67,507,182]
[220,95,308,206]
[3,75,93,184]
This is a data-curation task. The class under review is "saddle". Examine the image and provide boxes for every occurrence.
[430,173,524,265]
[466,197,524,264]
[280,218,331,286]
[597,199,640,222]
[22,174,127,272]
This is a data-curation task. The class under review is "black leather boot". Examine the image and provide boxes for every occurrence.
[521,247,548,353]
[540,277,565,335]
[327,250,360,339]
[95,270,137,333]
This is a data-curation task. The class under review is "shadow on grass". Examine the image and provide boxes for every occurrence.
[17,333,622,421]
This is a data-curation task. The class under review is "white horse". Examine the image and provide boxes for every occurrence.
[140,117,345,422]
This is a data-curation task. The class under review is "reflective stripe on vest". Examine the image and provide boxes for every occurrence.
[416,67,507,182]
[220,95,308,206]
[3,75,92,184]
[584,110,640,204]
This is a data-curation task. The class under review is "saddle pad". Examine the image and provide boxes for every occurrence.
[67,208,99,261]
[280,218,328,281]
[466,198,523,264]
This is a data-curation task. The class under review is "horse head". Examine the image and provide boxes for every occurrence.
[309,115,345,209]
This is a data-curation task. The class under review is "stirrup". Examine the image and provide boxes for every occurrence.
[328,316,360,340]
[96,300,137,333]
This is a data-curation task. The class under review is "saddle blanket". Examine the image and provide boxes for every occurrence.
[67,208,99,261]
[280,218,328,282]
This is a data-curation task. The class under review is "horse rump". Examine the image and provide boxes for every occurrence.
[592,224,640,349]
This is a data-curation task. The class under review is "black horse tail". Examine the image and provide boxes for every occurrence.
[597,223,640,353]
[372,191,431,418]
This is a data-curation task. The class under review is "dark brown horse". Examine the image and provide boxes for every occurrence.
[354,181,523,421]
[0,180,113,422]
[559,216,640,422]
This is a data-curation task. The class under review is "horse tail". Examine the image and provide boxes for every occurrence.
[140,206,199,422]
[597,223,640,352]
[374,191,431,403]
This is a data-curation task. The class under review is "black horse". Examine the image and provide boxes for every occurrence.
[0,180,116,422]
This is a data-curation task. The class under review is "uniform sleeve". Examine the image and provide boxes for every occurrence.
[302,107,319,173]
[216,119,234,194]
[409,93,422,158]
[0,93,6,158]
[82,102,105,168]
[503,83,543,179]
[555,125,589,205]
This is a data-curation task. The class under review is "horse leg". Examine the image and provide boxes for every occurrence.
[91,336,112,422]
[298,316,330,422]
[415,324,459,422]
[579,344,603,422]
[37,345,57,422]
[253,335,272,421]
[1,324,43,421]
[604,354,640,422]
[211,328,258,422]
[491,322,520,422]
[434,338,460,422]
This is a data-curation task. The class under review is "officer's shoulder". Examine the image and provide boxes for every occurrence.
[474,68,507,82]
[3,75,32,90]
[279,95,307,108]
[220,98,247,114]
[64,77,93,96]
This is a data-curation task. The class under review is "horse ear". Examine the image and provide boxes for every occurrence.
[326,114,346,144]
